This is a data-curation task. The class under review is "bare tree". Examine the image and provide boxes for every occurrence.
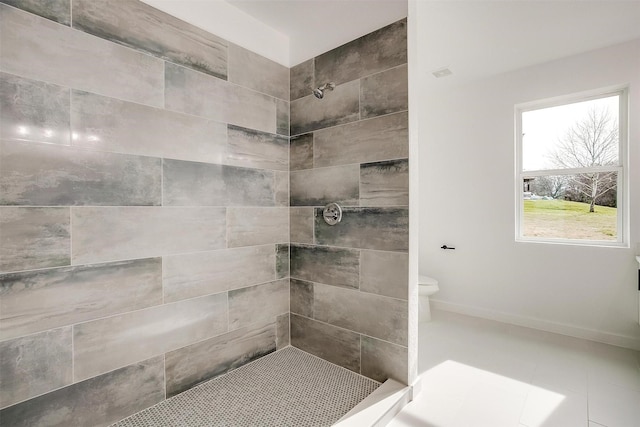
[532,175,567,199]
[549,107,618,212]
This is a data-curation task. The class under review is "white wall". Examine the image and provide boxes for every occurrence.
[419,39,640,349]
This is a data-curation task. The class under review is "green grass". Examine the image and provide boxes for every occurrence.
[523,199,617,240]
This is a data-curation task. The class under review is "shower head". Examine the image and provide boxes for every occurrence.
[313,82,335,99]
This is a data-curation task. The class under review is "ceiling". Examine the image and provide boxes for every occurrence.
[227,0,408,66]
[418,1,640,88]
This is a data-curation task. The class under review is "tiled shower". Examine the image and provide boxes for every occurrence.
[0,0,409,425]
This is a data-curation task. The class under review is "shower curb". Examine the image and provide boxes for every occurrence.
[334,379,411,427]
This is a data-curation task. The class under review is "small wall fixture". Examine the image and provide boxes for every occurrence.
[322,203,342,226]
[432,67,453,78]
[312,82,335,99]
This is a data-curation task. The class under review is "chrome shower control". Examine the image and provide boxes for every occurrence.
[322,203,342,226]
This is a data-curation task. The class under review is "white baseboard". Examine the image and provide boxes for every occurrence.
[431,299,640,351]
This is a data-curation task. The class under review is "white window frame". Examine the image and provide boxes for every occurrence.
[515,87,628,247]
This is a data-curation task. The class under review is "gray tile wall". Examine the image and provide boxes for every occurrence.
[0,2,410,421]
[0,1,290,424]
[288,19,409,384]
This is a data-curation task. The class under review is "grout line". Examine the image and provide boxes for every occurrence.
[160,158,164,207]
[162,354,167,400]
[290,312,407,349]
[359,333,363,375]
[289,108,408,139]
[71,324,75,383]
[358,77,362,121]
[68,206,73,266]
[161,61,166,109]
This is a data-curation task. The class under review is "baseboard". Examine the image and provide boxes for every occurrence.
[431,299,640,351]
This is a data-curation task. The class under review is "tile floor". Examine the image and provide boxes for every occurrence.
[389,310,640,427]
[112,347,379,427]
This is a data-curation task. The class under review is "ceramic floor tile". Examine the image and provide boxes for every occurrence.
[532,360,588,395]
[390,310,639,427]
[520,386,587,427]
[587,355,640,391]
[387,383,463,427]
[452,381,527,427]
[588,381,640,427]
[113,347,378,427]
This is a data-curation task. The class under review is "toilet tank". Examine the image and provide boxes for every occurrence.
[419,275,438,286]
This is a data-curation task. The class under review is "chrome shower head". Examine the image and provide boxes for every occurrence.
[313,82,335,99]
[312,87,324,99]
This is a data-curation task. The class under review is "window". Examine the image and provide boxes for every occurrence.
[516,88,627,245]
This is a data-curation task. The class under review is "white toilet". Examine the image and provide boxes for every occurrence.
[418,275,439,322]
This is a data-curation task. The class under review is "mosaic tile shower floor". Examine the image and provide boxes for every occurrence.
[112,347,380,427]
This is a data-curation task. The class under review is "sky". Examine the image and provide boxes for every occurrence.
[521,95,619,171]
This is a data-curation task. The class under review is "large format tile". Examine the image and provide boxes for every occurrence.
[163,159,279,207]
[226,125,289,171]
[315,19,407,86]
[360,250,408,300]
[71,207,226,264]
[290,133,313,171]
[315,207,409,252]
[290,244,360,289]
[290,164,360,206]
[0,72,70,145]
[452,382,527,427]
[227,207,289,247]
[276,313,290,349]
[228,279,289,330]
[163,245,276,303]
[313,283,407,345]
[0,327,72,409]
[276,244,290,279]
[0,4,164,107]
[71,91,227,163]
[0,356,164,427]
[165,320,276,397]
[314,111,408,167]
[275,171,289,207]
[0,140,161,206]
[361,335,408,383]
[0,258,162,340]
[276,99,289,136]
[290,314,361,373]
[72,0,227,79]
[360,159,409,206]
[290,278,314,318]
[0,207,69,273]
[360,64,408,119]
[1,0,70,25]
[74,293,227,381]
[290,207,314,244]
[520,387,587,427]
[290,80,360,135]
[165,63,276,134]
[290,58,314,101]
[588,380,640,427]
[228,43,288,100]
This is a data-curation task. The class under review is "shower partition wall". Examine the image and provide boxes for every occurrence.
[289,19,410,384]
